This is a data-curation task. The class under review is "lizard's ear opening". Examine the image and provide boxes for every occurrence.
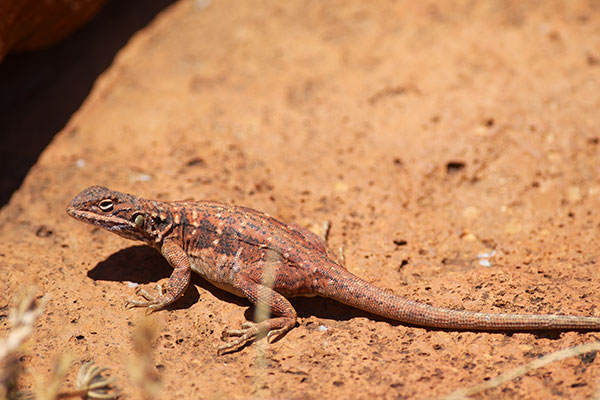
[133,213,145,228]
[98,199,114,212]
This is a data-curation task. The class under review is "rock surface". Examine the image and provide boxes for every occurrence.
[1,1,600,398]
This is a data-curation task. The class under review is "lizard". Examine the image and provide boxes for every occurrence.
[66,186,600,354]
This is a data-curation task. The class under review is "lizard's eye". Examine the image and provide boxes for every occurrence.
[98,199,114,212]
[134,214,145,228]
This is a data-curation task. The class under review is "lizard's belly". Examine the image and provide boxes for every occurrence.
[189,253,244,297]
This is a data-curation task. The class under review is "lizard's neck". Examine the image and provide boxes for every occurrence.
[139,199,176,245]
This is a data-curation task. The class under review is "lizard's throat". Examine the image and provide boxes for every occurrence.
[66,208,147,241]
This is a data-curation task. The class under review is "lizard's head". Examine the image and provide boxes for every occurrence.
[67,186,157,243]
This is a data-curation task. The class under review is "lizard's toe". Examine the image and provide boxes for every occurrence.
[135,284,164,300]
[218,323,260,354]
[125,285,170,312]
[221,322,258,338]
[217,336,253,354]
[266,328,287,343]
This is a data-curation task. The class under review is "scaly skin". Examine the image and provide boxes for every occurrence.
[67,186,600,353]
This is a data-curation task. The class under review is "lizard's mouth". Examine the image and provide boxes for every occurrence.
[66,207,135,232]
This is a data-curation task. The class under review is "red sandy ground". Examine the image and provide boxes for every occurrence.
[1,1,600,398]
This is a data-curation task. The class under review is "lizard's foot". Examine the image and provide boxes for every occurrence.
[125,284,172,314]
[217,318,295,355]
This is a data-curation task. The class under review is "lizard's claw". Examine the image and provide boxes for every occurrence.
[221,322,256,337]
[266,327,288,343]
[217,320,294,354]
[218,322,262,354]
[125,285,167,314]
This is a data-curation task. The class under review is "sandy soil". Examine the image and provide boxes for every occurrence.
[2,1,600,398]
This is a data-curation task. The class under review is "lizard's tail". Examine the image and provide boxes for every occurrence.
[319,267,600,330]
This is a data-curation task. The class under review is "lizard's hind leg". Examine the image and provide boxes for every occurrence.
[218,280,297,354]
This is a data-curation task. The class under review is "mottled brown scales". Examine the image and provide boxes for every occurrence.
[67,186,600,354]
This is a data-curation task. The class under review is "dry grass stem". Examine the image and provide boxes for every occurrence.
[440,341,600,400]
[0,288,48,361]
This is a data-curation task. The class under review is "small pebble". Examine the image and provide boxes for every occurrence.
[130,173,152,183]
[477,250,496,259]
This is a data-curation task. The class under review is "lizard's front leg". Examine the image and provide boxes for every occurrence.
[126,239,191,313]
[218,278,297,354]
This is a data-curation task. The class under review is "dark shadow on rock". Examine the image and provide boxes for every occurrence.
[88,245,577,338]
[88,245,246,312]
[239,292,400,327]
[0,0,176,206]
[292,296,388,322]
[290,298,589,339]
[88,245,171,283]
[247,295,582,341]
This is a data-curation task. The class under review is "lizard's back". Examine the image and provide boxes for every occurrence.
[160,200,336,297]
